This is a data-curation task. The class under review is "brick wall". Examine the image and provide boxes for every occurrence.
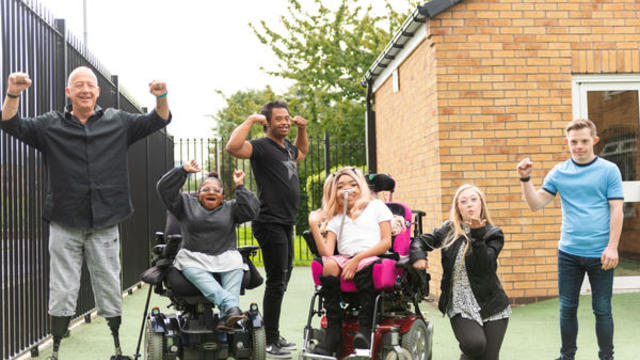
[373,0,640,304]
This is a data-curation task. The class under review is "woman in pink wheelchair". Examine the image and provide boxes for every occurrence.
[410,184,510,360]
[307,167,393,356]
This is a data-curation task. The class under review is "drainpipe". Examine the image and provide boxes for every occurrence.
[365,80,377,174]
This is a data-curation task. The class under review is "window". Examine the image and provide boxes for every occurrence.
[573,75,640,276]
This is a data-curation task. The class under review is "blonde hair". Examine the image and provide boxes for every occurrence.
[441,184,493,250]
[322,167,373,220]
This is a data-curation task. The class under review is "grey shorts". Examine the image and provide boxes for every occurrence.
[48,222,122,318]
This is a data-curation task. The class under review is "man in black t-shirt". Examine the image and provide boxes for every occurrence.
[226,100,308,359]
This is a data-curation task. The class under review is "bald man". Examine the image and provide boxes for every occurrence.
[1,67,171,360]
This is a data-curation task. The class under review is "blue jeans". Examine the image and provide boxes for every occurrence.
[558,250,614,360]
[181,267,244,317]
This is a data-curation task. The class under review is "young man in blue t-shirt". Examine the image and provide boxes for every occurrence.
[516,118,623,360]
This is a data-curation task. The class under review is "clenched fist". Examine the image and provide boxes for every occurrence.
[292,116,307,128]
[516,158,533,178]
[148,80,167,97]
[248,114,268,126]
[6,72,32,95]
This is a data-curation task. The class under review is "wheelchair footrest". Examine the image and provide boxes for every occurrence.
[344,349,372,360]
[298,350,337,360]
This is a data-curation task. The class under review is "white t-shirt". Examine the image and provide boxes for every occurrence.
[326,199,393,257]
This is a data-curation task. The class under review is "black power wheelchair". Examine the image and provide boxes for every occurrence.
[134,224,266,360]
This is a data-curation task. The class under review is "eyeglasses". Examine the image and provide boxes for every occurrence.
[199,187,223,194]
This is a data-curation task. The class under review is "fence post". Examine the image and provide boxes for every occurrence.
[324,131,330,176]
[53,19,68,108]
[111,75,120,109]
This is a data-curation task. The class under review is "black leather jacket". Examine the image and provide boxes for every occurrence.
[410,221,509,318]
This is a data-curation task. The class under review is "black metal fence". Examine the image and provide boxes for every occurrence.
[173,133,367,266]
[0,0,174,358]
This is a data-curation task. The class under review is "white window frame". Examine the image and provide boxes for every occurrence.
[572,74,640,202]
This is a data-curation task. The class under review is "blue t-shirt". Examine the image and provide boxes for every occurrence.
[542,156,624,258]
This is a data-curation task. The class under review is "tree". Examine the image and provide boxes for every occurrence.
[211,87,278,138]
[250,0,412,141]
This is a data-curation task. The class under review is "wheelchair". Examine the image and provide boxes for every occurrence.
[299,174,433,360]
[136,228,266,360]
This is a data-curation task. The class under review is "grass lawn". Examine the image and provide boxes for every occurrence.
[34,267,639,360]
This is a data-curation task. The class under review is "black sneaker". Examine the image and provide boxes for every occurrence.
[278,335,297,350]
[266,343,292,359]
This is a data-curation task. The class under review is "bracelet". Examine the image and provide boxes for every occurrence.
[519,176,531,182]
[157,91,168,98]
[6,92,20,99]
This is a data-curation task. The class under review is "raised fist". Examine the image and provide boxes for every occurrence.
[516,158,533,178]
[7,72,32,95]
[248,114,268,126]
[233,169,246,185]
[292,116,307,128]
[148,80,167,97]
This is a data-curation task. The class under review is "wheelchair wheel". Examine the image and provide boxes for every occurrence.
[401,319,432,360]
[384,347,411,360]
[144,317,164,360]
[251,327,266,360]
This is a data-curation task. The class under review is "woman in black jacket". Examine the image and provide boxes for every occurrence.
[410,184,510,360]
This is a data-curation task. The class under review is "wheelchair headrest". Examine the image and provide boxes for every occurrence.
[366,173,395,192]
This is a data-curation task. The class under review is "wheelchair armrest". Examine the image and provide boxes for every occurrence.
[302,230,321,257]
[395,258,411,268]
[238,245,260,257]
[379,252,399,261]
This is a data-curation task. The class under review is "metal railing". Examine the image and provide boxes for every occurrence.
[172,133,366,266]
[0,0,174,358]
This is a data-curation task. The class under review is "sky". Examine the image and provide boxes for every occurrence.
[39,0,414,139]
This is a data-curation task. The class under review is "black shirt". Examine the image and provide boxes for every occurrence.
[0,105,170,229]
[156,166,260,256]
[249,137,300,225]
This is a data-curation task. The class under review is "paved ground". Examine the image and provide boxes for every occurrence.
[30,267,640,360]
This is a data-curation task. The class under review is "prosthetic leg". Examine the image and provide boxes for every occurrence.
[107,316,133,360]
[47,316,71,360]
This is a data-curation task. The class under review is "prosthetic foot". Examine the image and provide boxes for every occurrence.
[47,316,71,360]
[107,316,133,360]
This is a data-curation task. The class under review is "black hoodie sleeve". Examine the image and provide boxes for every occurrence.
[231,185,260,224]
[468,225,504,271]
[409,221,451,263]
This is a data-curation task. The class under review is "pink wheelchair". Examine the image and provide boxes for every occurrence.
[299,174,433,360]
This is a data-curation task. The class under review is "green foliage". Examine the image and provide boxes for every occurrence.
[250,0,414,141]
[212,87,277,138]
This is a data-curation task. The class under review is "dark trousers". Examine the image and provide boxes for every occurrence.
[450,315,509,360]
[252,221,294,344]
[558,250,614,360]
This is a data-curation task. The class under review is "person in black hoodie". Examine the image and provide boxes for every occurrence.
[410,184,510,360]
[156,160,260,330]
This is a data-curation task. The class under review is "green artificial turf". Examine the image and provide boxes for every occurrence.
[34,267,639,360]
